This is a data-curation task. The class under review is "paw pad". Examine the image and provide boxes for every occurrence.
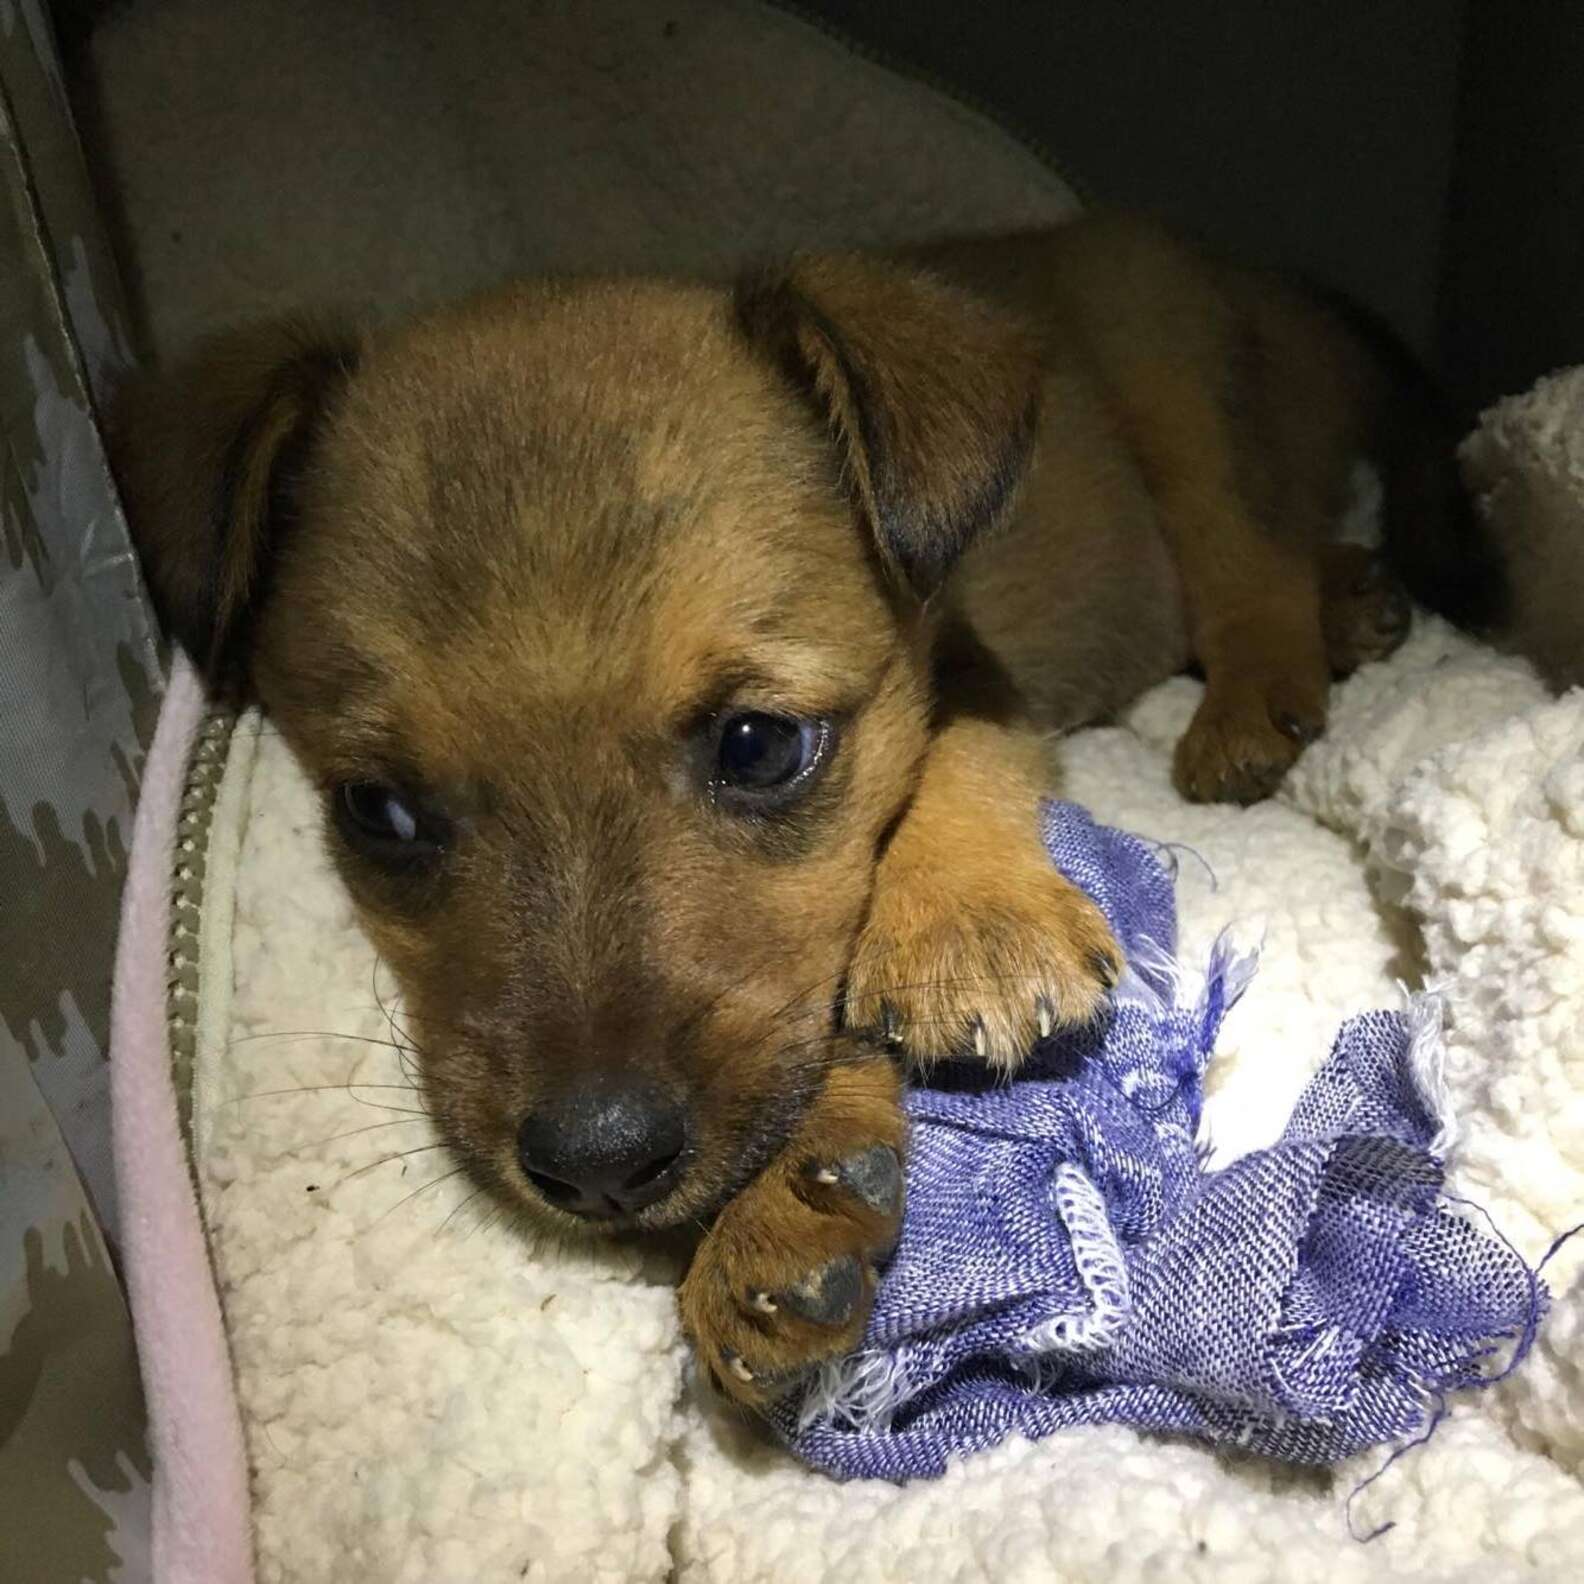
[810,1144,903,1216]
[780,1256,864,1326]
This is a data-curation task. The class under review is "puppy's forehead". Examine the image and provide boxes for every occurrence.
[348,279,799,481]
[323,280,839,591]
[288,279,891,766]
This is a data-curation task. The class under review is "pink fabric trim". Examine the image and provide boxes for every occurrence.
[111,654,254,1584]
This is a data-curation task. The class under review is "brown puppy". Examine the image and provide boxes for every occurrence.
[110,213,1496,1406]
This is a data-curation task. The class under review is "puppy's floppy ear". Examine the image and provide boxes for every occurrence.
[736,254,1042,599]
[107,319,359,684]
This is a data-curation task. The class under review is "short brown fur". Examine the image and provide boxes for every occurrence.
[111,213,1475,1404]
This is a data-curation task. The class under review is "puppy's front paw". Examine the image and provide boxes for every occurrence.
[844,854,1121,1068]
[681,1128,904,1410]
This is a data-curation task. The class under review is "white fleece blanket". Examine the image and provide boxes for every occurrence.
[189,611,1584,1584]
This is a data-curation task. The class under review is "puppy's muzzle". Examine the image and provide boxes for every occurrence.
[515,1082,688,1219]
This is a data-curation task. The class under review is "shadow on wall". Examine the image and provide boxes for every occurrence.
[787,0,1467,357]
[1438,4,1584,413]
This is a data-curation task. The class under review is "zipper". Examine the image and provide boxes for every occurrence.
[167,702,238,1161]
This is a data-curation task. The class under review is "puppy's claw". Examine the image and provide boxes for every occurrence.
[860,999,908,1050]
[972,1019,988,1058]
[1088,947,1121,990]
[1036,997,1054,1039]
[714,1352,815,1401]
[1276,709,1323,746]
[879,1001,905,1050]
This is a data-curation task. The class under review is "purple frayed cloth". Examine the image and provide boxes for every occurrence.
[780,801,1545,1481]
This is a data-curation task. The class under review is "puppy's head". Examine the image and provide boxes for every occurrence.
[112,258,1040,1233]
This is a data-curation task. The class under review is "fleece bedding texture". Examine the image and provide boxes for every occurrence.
[112,612,1584,1584]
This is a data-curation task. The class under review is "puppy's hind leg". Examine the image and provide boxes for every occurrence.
[1115,359,1333,805]
[1320,542,1412,676]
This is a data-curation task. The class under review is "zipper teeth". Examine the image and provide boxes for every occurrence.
[765,1,1092,207]
[168,702,238,1156]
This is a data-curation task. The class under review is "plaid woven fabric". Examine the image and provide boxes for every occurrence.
[782,801,1544,1482]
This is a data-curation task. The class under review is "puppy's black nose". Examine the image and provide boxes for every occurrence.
[516,1085,688,1219]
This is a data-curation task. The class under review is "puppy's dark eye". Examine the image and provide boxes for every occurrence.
[342,782,418,841]
[334,781,447,864]
[714,713,828,799]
